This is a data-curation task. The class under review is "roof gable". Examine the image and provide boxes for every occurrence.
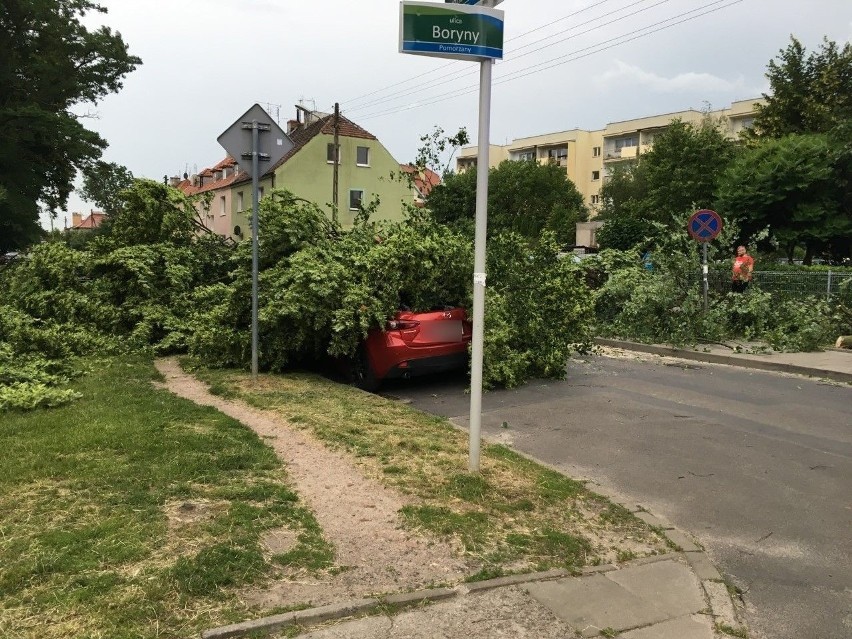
[231,113,378,186]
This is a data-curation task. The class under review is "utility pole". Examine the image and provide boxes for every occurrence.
[332,103,340,223]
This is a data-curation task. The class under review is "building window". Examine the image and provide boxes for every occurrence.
[592,171,600,181]
[327,143,340,163]
[615,137,638,150]
[349,189,364,210]
[356,146,370,166]
[591,194,600,205]
[237,191,244,211]
[258,187,264,200]
[547,147,568,166]
[219,195,226,215]
[593,146,601,157]
[517,150,536,162]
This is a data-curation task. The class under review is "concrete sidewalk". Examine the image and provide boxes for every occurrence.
[595,337,852,384]
[202,552,739,638]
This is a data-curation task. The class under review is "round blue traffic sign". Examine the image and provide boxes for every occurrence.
[687,209,723,242]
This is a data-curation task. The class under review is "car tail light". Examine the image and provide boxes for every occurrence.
[387,319,420,331]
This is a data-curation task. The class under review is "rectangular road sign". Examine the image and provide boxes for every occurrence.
[446,0,504,5]
[401,1,504,61]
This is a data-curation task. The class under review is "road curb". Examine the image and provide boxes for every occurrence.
[199,571,571,639]
[200,549,740,639]
[594,337,852,384]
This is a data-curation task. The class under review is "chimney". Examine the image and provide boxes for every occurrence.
[169,176,181,187]
[71,212,82,228]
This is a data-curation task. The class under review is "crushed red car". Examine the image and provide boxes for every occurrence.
[350,307,472,391]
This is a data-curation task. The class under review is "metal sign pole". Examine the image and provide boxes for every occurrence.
[702,241,709,313]
[468,56,492,473]
[218,105,293,383]
[251,121,260,379]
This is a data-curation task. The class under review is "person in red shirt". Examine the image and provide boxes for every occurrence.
[731,245,754,293]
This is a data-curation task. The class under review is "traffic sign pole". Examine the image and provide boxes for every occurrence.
[468,55,492,473]
[687,209,723,314]
[251,121,260,378]
[401,0,503,472]
[702,242,709,313]
[218,104,294,382]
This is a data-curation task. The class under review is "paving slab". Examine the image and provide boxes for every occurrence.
[663,529,702,552]
[605,559,706,619]
[296,586,574,638]
[619,614,715,639]
[683,551,722,582]
[703,580,740,629]
[524,574,669,636]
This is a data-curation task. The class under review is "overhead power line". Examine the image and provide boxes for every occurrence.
[344,0,663,115]
[354,0,743,122]
[341,0,625,109]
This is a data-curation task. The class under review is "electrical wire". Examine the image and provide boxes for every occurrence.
[342,0,630,109]
[344,0,675,116]
[355,0,743,122]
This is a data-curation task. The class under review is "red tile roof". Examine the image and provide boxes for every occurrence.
[400,164,441,198]
[72,212,107,229]
[176,157,246,196]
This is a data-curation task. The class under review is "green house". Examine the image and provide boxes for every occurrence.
[228,107,414,238]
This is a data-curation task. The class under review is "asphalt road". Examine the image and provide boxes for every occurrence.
[381,353,852,639]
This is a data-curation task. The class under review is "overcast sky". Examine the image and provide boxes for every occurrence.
[49,0,852,228]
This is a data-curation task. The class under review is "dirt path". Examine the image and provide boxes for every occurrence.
[154,358,472,609]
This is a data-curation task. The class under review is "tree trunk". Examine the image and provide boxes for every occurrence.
[785,241,796,264]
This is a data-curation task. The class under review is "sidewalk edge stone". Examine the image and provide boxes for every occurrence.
[200,598,378,639]
[594,338,852,384]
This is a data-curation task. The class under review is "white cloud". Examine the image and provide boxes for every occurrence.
[595,60,747,94]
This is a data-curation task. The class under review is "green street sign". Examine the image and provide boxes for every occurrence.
[400,1,504,61]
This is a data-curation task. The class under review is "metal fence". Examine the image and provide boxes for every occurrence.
[697,269,852,302]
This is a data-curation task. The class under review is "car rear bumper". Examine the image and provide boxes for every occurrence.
[381,351,469,380]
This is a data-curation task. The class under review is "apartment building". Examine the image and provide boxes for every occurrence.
[456,98,764,219]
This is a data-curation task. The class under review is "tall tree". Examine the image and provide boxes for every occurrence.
[427,160,588,245]
[78,160,135,216]
[750,36,852,139]
[0,0,140,252]
[717,133,852,264]
[595,119,736,250]
[637,118,737,224]
[597,161,647,222]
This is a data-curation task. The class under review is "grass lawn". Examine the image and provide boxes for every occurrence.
[0,356,330,639]
[1,355,668,638]
[191,361,669,577]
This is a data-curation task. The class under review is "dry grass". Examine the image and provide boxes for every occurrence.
[199,366,669,571]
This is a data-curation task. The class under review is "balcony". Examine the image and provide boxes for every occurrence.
[604,146,639,161]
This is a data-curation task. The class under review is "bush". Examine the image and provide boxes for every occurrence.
[190,190,596,389]
[482,231,594,388]
[586,220,843,350]
[190,191,473,371]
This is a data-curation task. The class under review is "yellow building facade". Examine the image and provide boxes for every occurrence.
[456,98,764,224]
